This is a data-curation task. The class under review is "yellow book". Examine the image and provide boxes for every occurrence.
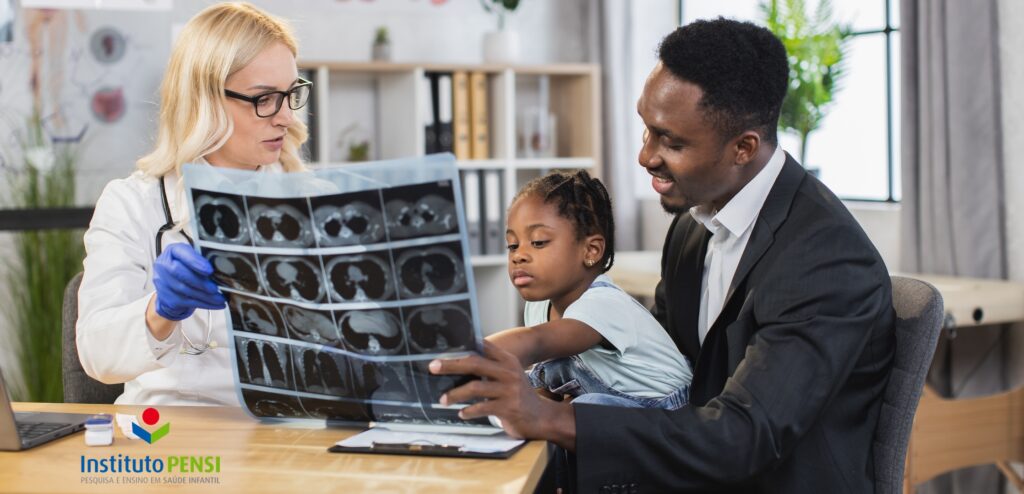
[469,71,490,160]
[451,71,472,160]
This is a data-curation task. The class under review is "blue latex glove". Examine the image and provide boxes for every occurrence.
[152,243,226,321]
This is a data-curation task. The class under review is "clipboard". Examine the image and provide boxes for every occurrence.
[328,426,526,459]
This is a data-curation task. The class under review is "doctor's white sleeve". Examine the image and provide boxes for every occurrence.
[76,180,183,384]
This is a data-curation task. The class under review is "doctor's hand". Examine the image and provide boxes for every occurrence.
[152,243,226,321]
[430,340,578,452]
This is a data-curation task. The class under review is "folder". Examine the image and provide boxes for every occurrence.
[451,71,472,160]
[469,71,490,159]
[482,169,503,255]
[298,68,318,162]
[460,170,483,256]
[329,426,525,459]
[436,73,454,153]
[422,73,438,154]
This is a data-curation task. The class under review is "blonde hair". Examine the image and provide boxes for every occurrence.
[137,2,307,179]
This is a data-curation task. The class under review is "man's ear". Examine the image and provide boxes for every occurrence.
[584,234,606,266]
[733,130,761,166]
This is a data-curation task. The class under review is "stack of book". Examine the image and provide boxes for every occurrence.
[423,71,490,160]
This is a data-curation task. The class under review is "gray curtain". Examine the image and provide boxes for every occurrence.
[901,0,1008,492]
[590,0,640,251]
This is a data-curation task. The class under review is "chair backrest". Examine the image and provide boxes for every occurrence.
[62,272,124,404]
[873,276,945,494]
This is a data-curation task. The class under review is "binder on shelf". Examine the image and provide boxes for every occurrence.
[469,71,490,160]
[451,71,472,160]
[298,68,318,162]
[436,73,454,153]
[422,73,439,154]
[482,169,504,255]
[460,170,484,256]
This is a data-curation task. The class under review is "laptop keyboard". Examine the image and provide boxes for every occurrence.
[17,421,70,440]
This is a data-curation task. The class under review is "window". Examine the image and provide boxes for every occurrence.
[678,0,901,201]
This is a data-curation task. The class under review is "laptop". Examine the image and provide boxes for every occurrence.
[0,368,92,450]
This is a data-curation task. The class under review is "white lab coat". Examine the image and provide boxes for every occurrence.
[77,165,278,406]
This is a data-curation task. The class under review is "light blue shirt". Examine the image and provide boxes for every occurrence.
[523,274,693,398]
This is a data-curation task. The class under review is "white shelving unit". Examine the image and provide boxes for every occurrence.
[297,61,602,333]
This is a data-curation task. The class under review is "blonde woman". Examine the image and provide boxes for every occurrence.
[76,2,309,405]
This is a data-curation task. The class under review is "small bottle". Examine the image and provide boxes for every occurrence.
[84,414,114,446]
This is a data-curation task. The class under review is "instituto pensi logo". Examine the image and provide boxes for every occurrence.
[132,407,170,444]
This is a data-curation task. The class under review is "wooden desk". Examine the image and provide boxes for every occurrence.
[0,403,547,494]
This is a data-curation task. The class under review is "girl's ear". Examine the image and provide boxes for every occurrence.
[583,234,605,268]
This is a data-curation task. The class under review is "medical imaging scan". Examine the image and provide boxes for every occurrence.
[409,360,491,426]
[281,305,340,345]
[235,336,294,390]
[241,389,305,419]
[300,397,370,423]
[261,255,326,303]
[406,301,474,354]
[194,190,250,245]
[352,360,427,423]
[323,251,396,302]
[394,242,466,298]
[186,156,487,426]
[206,249,264,294]
[228,294,285,337]
[247,197,316,248]
[310,191,385,247]
[337,309,405,355]
[382,181,458,240]
[290,346,353,396]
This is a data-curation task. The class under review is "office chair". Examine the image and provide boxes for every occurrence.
[62,272,123,404]
[870,276,944,494]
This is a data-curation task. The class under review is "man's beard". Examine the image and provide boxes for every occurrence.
[660,197,690,215]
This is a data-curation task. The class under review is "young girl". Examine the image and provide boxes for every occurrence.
[487,170,692,409]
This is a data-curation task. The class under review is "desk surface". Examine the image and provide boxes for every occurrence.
[609,251,1024,328]
[1,403,547,494]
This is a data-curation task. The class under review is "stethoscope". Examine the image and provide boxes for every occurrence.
[156,176,219,355]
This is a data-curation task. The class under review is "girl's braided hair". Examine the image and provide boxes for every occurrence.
[512,169,615,272]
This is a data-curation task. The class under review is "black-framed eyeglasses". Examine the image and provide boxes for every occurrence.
[224,77,312,118]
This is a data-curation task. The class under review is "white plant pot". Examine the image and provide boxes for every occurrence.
[483,30,520,63]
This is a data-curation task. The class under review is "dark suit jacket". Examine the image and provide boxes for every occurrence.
[574,155,896,493]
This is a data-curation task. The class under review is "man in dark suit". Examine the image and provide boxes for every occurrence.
[431,18,895,492]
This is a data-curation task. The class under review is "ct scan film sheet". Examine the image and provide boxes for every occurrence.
[183,154,490,428]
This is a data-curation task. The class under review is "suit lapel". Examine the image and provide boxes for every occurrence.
[722,154,807,312]
[692,154,807,398]
[672,219,710,364]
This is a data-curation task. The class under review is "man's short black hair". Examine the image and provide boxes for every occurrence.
[658,17,789,145]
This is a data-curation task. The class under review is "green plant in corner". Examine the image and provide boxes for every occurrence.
[479,0,520,30]
[374,26,389,46]
[2,113,85,402]
[761,0,851,167]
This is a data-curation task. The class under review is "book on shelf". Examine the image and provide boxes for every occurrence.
[481,169,504,255]
[469,71,490,160]
[298,68,319,162]
[422,73,439,155]
[435,73,454,154]
[459,170,483,256]
[451,71,472,160]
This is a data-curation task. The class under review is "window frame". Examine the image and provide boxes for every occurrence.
[677,0,900,203]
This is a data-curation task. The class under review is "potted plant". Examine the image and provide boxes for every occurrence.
[371,26,391,62]
[2,114,85,402]
[761,0,851,170]
[480,0,521,63]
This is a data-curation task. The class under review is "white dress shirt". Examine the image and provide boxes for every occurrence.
[77,164,280,406]
[691,146,786,345]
